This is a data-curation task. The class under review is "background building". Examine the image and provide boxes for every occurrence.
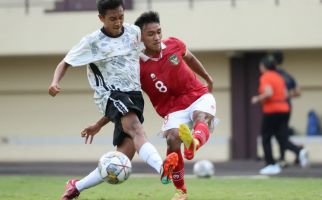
[0,0,322,162]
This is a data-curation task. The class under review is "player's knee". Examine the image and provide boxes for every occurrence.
[166,132,181,150]
[122,118,144,137]
[193,111,213,125]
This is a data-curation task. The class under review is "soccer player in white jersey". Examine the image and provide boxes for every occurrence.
[48,1,178,199]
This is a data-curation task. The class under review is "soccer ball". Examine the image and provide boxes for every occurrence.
[98,151,132,184]
[193,160,215,178]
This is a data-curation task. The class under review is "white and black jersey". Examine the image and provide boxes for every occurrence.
[64,23,143,114]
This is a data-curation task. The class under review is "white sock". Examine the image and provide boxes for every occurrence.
[138,142,163,173]
[75,167,104,192]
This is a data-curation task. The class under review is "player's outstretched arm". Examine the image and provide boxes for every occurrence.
[251,85,273,104]
[183,50,214,92]
[48,60,70,97]
[81,116,110,144]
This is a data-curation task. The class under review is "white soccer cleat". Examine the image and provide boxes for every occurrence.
[299,149,310,168]
[259,164,281,175]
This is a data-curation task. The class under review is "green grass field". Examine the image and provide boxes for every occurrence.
[0,175,321,200]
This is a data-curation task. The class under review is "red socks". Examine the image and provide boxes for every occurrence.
[193,121,209,149]
[168,149,186,193]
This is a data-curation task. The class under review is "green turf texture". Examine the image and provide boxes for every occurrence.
[0,175,321,200]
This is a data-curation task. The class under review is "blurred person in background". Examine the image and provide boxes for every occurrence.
[271,51,309,168]
[251,56,289,175]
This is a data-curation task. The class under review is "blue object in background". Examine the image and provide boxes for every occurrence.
[307,110,322,136]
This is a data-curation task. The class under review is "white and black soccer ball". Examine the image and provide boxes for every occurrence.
[193,160,215,178]
[98,151,132,184]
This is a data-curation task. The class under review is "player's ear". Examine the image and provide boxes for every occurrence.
[98,14,104,22]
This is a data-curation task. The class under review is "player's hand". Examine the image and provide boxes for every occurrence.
[81,124,101,144]
[251,96,259,104]
[48,83,61,97]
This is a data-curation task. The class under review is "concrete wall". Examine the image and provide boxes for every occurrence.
[0,0,322,162]
[1,50,322,162]
[1,0,322,55]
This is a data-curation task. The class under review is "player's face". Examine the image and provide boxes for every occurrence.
[141,23,162,54]
[259,63,266,74]
[99,6,124,37]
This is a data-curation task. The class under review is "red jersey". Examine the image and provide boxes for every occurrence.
[140,37,209,117]
[259,71,290,113]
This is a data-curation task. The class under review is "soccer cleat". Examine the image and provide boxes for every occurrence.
[179,124,198,160]
[160,152,179,184]
[60,179,80,200]
[172,188,188,200]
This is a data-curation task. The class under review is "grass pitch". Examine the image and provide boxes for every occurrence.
[0,175,321,200]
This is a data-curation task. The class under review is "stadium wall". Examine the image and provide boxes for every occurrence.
[0,0,321,162]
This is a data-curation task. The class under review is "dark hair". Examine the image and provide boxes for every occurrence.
[134,11,160,30]
[96,0,124,16]
[261,55,276,70]
[271,51,284,65]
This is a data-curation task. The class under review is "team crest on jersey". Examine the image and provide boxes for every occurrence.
[169,54,179,65]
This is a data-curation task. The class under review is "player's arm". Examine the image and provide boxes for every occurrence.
[289,76,301,98]
[283,70,301,98]
[48,60,70,97]
[290,86,301,98]
[183,50,214,92]
[81,116,110,144]
[251,85,273,104]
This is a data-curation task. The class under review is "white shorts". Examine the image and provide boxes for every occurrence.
[161,93,217,132]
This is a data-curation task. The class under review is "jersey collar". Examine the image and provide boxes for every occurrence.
[140,42,166,62]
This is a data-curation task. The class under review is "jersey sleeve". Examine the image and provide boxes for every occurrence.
[64,36,93,67]
[169,37,187,56]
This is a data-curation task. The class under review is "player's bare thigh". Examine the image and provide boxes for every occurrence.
[193,111,214,126]
[121,112,145,138]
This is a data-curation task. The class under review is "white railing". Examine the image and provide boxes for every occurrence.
[0,0,55,14]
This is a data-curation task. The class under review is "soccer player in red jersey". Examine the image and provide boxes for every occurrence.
[82,11,217,200]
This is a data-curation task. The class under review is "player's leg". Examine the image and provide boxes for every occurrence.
[75,137,136,192]
[283,112,309,167]
[107,91,178,183]
[277,111,290,167]
[60,138,136,200]
[121,112,178,183]
[259,114,281,175]
[179,112,213,160]
[164,129,187,200]
[179,93,216,160]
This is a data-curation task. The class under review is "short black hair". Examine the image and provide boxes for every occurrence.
[271,51,284,65]
[134,11,160,30]
[261,55,276,70]
[96,0,124,16]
